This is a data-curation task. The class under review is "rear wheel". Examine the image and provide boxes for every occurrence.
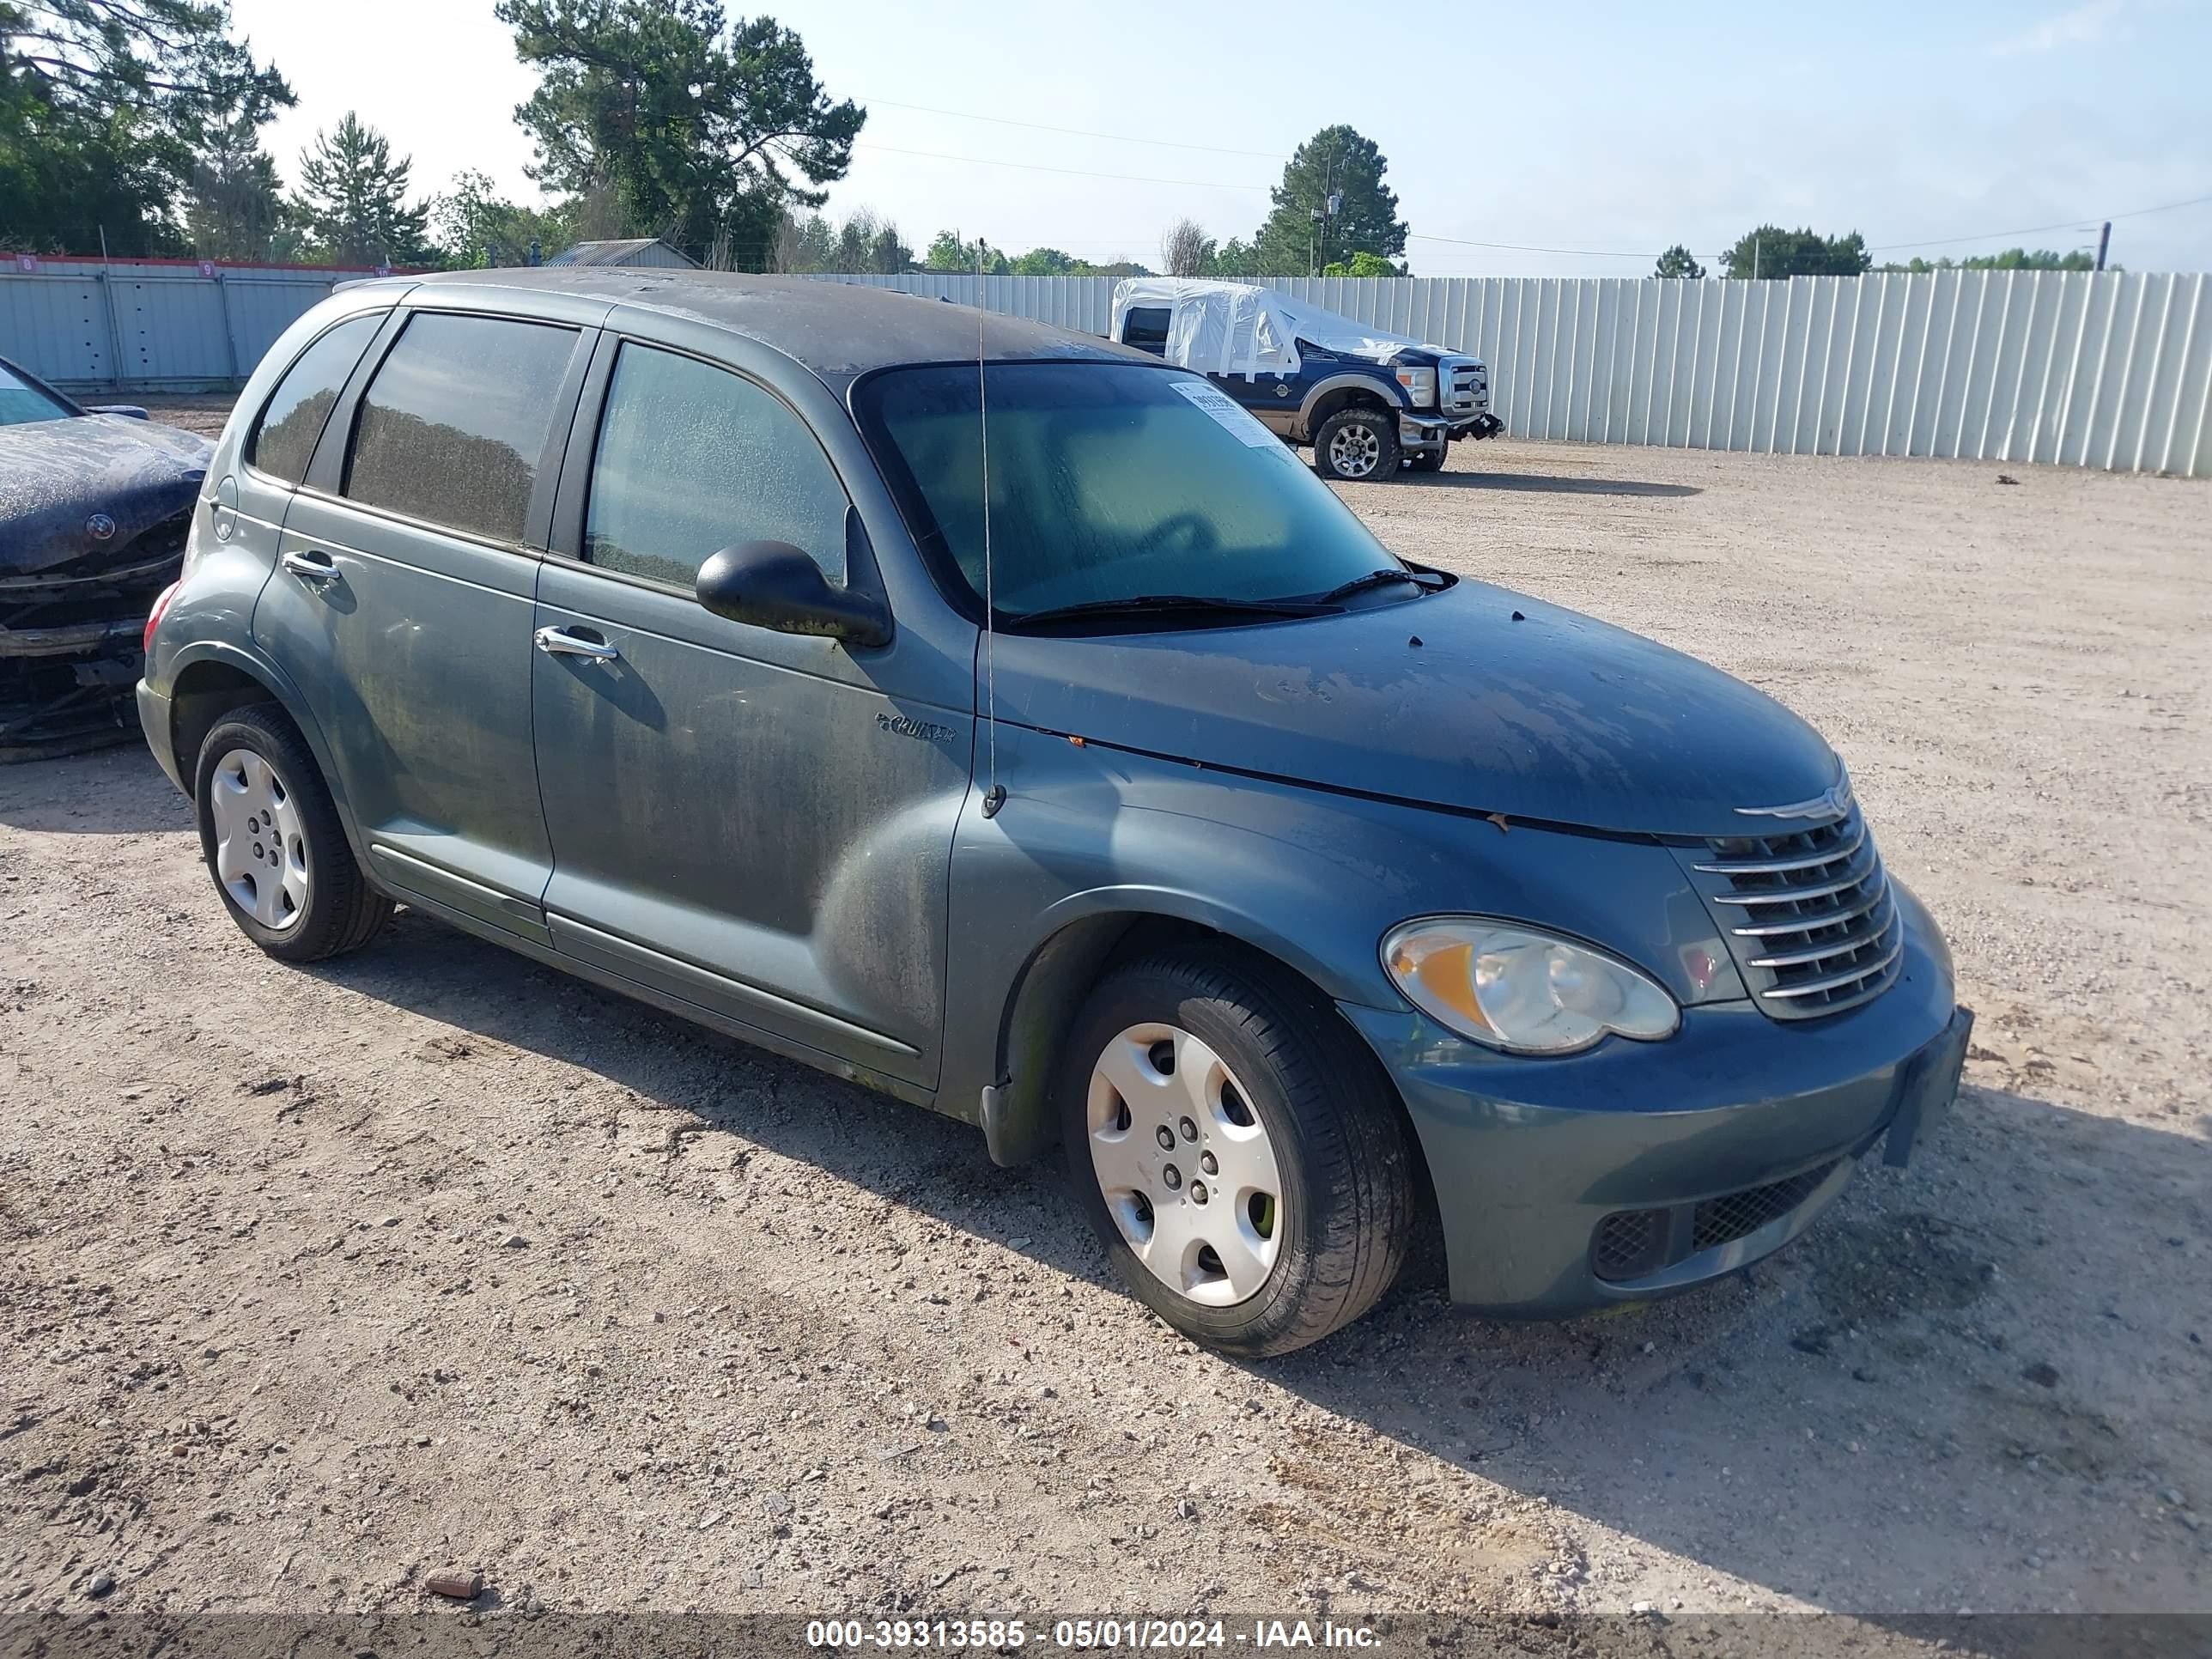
[1059,945,1417,1357]
[1312,407,1401,482]
[194,704,392,963]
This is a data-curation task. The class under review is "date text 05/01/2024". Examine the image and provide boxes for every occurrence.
[805,1618,1382,1650]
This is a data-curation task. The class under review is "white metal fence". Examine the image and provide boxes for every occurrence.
[0,258,389,393]
[819,270,2212,478]
[4,261,2204,476]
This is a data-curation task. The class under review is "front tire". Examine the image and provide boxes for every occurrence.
[1059,945,1417,1358]
[1313,407,1401,482]
[194,703,392,963]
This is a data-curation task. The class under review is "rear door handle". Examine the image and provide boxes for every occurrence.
[281,550,339,582]
[533,625,620,664]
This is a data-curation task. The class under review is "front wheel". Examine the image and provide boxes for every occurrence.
[1312,407,1401,483]
[194,703,392,963]
[1059,945,1417,1357]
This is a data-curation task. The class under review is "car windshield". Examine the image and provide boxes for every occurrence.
[856,362,1403,622]
[0,362,76,427]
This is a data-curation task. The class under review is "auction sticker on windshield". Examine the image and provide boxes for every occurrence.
[1169,379,1279,447]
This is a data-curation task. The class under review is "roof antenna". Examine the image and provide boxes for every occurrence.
[975,255,1006,820]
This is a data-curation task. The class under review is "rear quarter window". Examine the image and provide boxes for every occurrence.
[341,312,579,544]
[246,313,384,483]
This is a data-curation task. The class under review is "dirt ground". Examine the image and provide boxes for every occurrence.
[3,409,2209,1646]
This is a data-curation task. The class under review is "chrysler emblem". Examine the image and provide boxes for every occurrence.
[1735,778,1853,821]
[86,513,116,541]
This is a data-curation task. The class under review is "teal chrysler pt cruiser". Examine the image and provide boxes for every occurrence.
[137,270,1972,1357]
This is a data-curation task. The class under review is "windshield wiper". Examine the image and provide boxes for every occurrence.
[1006,592,1340,629]
[1311,567,1442,603]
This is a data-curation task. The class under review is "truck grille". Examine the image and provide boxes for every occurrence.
[1688,801,1901,1020]
[1440,356,1487,414]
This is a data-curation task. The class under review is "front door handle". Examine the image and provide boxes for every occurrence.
[533,625,620,665]
[280,550,339,582]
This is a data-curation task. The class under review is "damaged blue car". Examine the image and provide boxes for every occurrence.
[137,272,1971,1356]
[1,356,211,761]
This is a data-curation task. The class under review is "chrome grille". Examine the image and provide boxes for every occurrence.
[1690,802,1901,1020]
[1440,356,1487,414]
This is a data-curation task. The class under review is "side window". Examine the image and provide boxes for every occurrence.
[342,312,578,544]
[1121,307,1170,355]
[246,313,383,483]
[583,343,849,590]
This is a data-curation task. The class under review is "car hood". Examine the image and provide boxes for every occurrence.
[0,416,212,573]
[987,577,1842,839]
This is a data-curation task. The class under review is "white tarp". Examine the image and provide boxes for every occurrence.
[1111,278,1438,380]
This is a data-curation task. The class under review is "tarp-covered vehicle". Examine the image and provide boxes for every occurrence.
[1110,278,1502,480]
[0,357,212,761]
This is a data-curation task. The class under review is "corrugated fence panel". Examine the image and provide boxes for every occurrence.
[0,261,368,392]
[805,270,2209,476]
[6,264,2201,474]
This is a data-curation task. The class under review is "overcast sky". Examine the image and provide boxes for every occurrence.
[228,0,2211,275]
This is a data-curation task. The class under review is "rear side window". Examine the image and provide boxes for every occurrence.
[246,313,382,483]
[583,343,848,589]
[1121,307,1170,354]
[343,312,577,544]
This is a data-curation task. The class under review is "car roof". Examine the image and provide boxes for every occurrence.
[389,268,1156,384]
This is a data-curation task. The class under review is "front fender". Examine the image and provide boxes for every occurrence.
[938,723,1735,1165]
[1297,370,1406,433]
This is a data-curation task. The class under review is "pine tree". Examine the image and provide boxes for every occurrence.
[1252,125,1407,277]
[292,112,431,266]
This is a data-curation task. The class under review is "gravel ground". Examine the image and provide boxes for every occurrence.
[3,410,2208,1645]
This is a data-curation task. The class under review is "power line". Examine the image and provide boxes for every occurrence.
[1866,189,2212,252]
[854,94,1285,161]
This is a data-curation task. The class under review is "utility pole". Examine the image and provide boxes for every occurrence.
[2094,222,2112,271]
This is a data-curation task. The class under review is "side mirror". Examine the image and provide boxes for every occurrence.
[694,540,891,648]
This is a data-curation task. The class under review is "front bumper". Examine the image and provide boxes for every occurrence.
[1399,411,1505,451]
[1340,902,1964,1316]
[1,552,179,764]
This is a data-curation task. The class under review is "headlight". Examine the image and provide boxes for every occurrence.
[1382,920,1679,1054]
[1393,366,1437,407]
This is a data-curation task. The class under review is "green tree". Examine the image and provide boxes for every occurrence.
[184,93,288,261]
[495,0,862,267]
[1321,250,1401,277]
[1720,225,1870,279]
[1878,247,2099,274]
[1211,236,1260,277]
[1159,216,1213,277]
[1654,243,1706,279]
[291,112,432,265]
[1009,246,1085,275]
[1252,125,1407,277]
[830,207,908,273]
[431,168,573,267]
[0,0,291,255]
[925,228,1010,274]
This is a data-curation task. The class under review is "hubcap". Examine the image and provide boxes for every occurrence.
[1086,1023,1284,1306]
[209,747,310,931]
[1328,422,1382,478]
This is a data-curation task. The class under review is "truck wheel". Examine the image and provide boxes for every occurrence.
[1407,448,1447,473]
[194,704,392,963]
[1059,944,1416,1358]
[1313,408,1401,482]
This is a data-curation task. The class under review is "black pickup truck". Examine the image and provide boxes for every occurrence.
[1110,278,1503,480]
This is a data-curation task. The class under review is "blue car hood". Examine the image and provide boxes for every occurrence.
[0,416,211,572]
[988,578,1842,839]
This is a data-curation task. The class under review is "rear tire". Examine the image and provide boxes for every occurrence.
[194,703,392,963]
[1058,945,1416,1357]
[1312,407,1401,482]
